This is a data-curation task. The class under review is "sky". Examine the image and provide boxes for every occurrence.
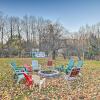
[0,0,100,32]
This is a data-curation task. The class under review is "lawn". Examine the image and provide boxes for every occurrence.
[0,58,100,100]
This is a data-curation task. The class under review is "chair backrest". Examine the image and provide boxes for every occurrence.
[24,64,29,68]
[69,68,80,77]
[66,58,74,71]
[32,60,38,68]
[68,58,74,67]
[11,62,16,68]
[10,62,17,72]
[76,60,83,68]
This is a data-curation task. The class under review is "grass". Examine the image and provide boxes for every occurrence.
[0,57,100,100]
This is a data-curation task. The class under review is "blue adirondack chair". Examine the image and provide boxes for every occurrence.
[32,60,41,71]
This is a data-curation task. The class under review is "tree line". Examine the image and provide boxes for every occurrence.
[0,12,100,60]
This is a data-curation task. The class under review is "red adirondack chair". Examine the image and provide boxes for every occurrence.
[22,72,46,91]
[64,67,81,91]
[22,72,33,87]
[24,64,32,72]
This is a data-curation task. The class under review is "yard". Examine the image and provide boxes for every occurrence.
[0,58,100,100]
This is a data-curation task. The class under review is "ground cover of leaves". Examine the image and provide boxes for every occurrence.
[0,58,100,100]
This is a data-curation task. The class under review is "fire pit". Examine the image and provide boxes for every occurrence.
[38,70,59,78]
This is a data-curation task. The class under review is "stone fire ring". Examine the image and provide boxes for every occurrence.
[38,70,60,78]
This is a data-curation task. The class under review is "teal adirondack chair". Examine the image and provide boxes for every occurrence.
[55,58,74,73]
[65,58,74,74]
[14,72,25,84]
[32,60,41,71]
[76,60,83,68]
[11,62,26,71]
[55,65,65,71]
[10,62,28,84]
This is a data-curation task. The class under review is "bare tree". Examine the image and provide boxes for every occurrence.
[15,17,22,57]
[22,15,31,51]
[39,22,64,59]
[29,16,37,49]
[0,13,4,50]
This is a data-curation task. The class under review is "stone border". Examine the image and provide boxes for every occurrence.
[38,70,59,78]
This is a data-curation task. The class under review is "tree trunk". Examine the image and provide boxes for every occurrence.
[62,53,66,59]
[1,27,3,50]
[1,27,4,57]
[52,50,56,60]
[10,22,13,40]
[18,25,21,58]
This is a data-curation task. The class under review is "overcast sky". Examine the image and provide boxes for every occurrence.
[0,0,100,32]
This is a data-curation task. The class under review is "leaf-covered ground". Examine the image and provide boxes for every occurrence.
[0,58,100,100]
